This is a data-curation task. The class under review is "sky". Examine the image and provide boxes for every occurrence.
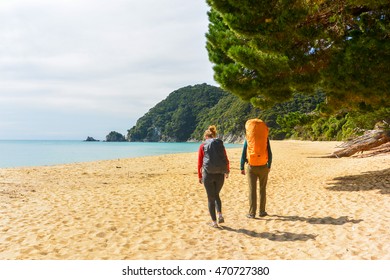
[0,0,217,140]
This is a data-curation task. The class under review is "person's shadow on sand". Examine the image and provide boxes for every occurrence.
[271,215,363,225]
[221,226,317,241]
[221,215,363,241]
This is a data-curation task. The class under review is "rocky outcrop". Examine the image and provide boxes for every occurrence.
[106,131,126,142]
[221,133,245,144]
[187,133,245,144]
[85,136,99,142]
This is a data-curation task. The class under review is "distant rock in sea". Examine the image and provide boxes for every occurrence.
[106,131,126,142]
[85,136,99,142]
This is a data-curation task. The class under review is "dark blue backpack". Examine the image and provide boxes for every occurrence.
[202,138,228,174]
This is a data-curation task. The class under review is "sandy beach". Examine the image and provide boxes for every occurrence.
[0,140,389,260]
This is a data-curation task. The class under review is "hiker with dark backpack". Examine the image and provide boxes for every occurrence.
[198,125,230,228]
[240,119,273,219]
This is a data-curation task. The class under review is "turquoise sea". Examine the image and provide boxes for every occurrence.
[0,140,241,168]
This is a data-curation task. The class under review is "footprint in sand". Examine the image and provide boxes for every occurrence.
[96,232,106,238]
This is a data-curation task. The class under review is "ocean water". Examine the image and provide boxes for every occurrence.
[0,140,241,168]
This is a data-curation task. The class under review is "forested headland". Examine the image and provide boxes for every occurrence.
[126,83,388,144]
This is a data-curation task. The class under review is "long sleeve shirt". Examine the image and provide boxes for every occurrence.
[240,139,272,170]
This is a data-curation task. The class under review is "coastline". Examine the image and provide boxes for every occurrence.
[0,141,239,169]
[1,140,389,259]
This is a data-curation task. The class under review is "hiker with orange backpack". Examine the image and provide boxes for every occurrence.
[198,125,230,228]
[240,119,273,219]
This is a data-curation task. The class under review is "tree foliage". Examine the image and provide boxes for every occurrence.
[206,0,390,110]
[191,92,262,141]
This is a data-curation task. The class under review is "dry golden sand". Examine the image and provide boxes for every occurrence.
[0,140,389,260]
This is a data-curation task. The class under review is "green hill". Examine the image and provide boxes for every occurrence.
[126,83,389,143]
[126,83,327,142]
[127,84,228,142]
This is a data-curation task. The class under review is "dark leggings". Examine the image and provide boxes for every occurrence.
[203,171,225,221]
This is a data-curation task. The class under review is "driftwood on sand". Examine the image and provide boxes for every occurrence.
[325,129,390,158]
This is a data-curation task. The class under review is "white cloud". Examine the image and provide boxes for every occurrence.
[0,0,216,139]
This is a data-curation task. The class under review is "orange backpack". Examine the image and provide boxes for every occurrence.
[245,119,269,166]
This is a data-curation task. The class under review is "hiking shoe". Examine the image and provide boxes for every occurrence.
[218,216,225,224]
[246,214,255,219]
[259,212,268,217]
